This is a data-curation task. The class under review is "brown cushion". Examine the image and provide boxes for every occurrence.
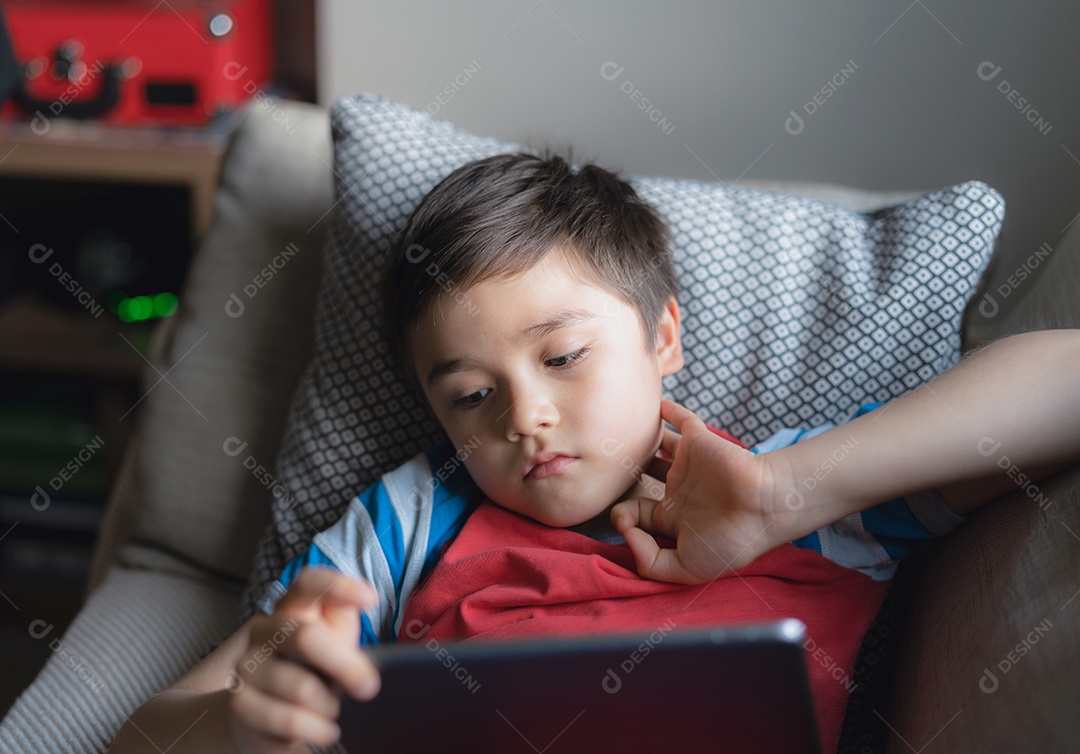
[886,463,1080,752]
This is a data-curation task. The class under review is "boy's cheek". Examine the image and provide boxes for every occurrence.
[459,451,506,493]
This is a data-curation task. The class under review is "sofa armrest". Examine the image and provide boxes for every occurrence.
[968,213,1080,345]
[885,462,1080,753]
[0,555,240,753]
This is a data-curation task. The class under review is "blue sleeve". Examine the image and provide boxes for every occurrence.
[753,402,968,580]
[271,444,482,647]
[419,443,484,583]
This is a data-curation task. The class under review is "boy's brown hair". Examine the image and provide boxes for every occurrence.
[380,152,678,386]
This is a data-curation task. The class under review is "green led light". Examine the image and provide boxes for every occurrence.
[153,292,178,317]
[130,295,153,321]
[115,292,179,322]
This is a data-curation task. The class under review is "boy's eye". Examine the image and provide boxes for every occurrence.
[452,388,490,410]
[546,347,590,369]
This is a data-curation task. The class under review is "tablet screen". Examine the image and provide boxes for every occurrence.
[336,619,820,754]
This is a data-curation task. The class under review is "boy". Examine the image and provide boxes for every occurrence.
[112,154,1080,754]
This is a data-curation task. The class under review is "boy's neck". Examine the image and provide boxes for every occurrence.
[566,503,618,537]
[565,473,665,538]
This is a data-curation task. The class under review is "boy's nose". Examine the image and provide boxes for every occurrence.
[502,387,559,441]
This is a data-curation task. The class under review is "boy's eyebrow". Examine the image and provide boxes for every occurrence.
[426,308,599,388]
[516,308,598,345]
[426,356,481,388]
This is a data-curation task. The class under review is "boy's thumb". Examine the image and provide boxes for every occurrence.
[621,524,690,584]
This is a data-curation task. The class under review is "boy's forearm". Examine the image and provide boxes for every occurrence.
[110,689,308,754]
[773,329,1080,537]
[111,689,238,754]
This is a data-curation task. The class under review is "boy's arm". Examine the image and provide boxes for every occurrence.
[778,329,1080,534]
[613,329,1080,584]
[112,424,475,751]
[111,569,379,754]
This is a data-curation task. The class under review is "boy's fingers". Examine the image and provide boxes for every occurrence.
[253,657,342,718]
[621,526,690,584]
[277,621,382,701]
[232,683,341,747]
[660,399,707,438]
[274,567,376,623]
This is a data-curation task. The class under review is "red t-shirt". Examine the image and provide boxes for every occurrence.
[399,427,889,753]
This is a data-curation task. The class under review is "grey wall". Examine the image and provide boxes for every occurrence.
[317,0,1080,329]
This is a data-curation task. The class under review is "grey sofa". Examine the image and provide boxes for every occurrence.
[1,98,1077,753]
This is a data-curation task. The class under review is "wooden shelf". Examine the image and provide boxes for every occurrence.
[0,292,154,381]
[0,111,238,240]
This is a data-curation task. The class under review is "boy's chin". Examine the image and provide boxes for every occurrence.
[555,502,619,530]
[504,500,614,529]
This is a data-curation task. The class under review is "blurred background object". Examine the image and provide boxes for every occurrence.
[0,0,315,717]
[1,0,273,126]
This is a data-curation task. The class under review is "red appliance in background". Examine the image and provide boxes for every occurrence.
[0,0,273,126]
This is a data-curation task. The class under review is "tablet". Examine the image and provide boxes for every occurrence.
[336,619,821,754]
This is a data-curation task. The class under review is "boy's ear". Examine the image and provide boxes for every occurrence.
[654,296,684,376]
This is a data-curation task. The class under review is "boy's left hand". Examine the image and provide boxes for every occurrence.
[611,399,794,584]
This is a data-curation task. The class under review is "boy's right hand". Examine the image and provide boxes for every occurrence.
[612,399,790,585]
[226,567,381,753]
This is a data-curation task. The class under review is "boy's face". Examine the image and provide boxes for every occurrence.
[411,247,683,527]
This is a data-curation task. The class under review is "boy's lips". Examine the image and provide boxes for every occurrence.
[523,452,578,481]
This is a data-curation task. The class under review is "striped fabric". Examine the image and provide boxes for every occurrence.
[257,443,481,643]
[0,550,240,753]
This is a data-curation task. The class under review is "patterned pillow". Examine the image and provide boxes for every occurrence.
[239,93,1004,620]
